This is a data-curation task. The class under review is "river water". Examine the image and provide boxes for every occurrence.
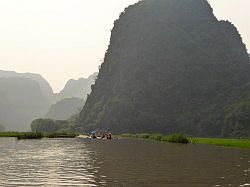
[0,137,249,187]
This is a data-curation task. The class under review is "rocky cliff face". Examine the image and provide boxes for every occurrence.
[79,0,250,137]
[55,72,97,102]
[0,70,54,103]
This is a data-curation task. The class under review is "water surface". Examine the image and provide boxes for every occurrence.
[0,137,249,186]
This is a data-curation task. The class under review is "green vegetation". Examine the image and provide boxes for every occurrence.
[31,118,72,133]
[150,133,163,141]
[121,133,190,144]
[78,0,250,137]
[0,132,43,139]
[17,132,43,140]
[121,133,250,148]
[45,98,85,120]
[135,133,150,139]
[163,134,190,144]
[192,138,250,149]
[0,132,77,139]
[223,97,250,138]
[0,132,21,137]
[44,132,77,138]
[31,108,82,134]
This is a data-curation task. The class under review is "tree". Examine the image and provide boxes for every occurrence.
[31,118,71,133]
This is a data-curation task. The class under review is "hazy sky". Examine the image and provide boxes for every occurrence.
[0,0,249,92]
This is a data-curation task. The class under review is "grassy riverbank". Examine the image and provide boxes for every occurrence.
[120,133,250,148]
[17,132,43,139]
[1,132,249,148]
[191,138,250,149]
[0,132,78,139]
[121,133,190,144]
[0,132,21,137]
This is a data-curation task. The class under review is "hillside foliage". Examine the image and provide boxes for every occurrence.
[79,0,250,137]
[45,97,85,120]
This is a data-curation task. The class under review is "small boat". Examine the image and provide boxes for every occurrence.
[76,134,91,139]
[77,132,114,140]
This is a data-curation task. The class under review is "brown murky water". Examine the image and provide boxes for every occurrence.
[0,137,249,186]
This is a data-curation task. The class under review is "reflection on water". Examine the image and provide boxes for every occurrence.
[0,138,100,186]
[0,138,249,186]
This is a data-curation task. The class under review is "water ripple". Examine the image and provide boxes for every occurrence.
[0,138,249,186]
[0,138,104,186]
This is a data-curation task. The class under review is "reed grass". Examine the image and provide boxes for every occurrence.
[17,132,43,139]
[0,132,77,139]
[121,133,190,144]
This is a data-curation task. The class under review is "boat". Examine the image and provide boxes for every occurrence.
[77,132,114,140]
[76,134,91,139]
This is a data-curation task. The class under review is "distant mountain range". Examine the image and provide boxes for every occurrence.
[0,70,96,131]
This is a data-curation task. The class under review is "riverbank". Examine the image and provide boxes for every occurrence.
[0,132,78,139]
[120,133,189,144]
[120,133,250,149]
[192,138,250,149]
[1,132,249,149]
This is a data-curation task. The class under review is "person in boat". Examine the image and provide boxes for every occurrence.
[90,131,97,138]
[101,134,106,139]
[107,133,112,140]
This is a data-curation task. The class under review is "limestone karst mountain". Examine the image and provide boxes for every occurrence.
[79,0,250,137]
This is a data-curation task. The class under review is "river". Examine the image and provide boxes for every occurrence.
[0,137,249,186]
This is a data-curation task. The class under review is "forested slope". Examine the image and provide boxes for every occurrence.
[79,0,250,137]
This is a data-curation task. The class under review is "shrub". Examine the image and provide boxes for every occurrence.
[150,133,163,141]
[135,133,150,139]
[17,132,43,140]
[120,133,190,144]
[45,132,77,138]
[164,134,189,144]
[121,134,135,138]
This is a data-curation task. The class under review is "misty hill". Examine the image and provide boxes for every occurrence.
[0,123,5,132]
[0,70,95,131]
[0,77,50,131]
[55,72,97,102]
[0,90,14,131]
[0,70,97,104]
[79,0,250,137]
[45,97,85,120]
[0,70,54,103]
